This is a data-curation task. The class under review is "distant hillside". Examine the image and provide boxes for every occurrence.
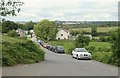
[2,36,45,66]
[55,21,118,28]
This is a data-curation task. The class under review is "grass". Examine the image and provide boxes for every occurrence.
[70,26,118,33]
[48,40,114,65]
[71,28,91,32]
[97,27,118,32]
[48,40,74,54]
[2,35,45,66]
[88,42,111,50]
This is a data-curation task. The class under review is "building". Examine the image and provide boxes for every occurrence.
[56,28,71,40]
[16,28,26,37]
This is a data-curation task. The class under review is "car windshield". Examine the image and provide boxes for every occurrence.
[58,46,64,49]
[76,48,87,52]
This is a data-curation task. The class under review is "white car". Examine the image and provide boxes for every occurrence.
[72,48,91,60]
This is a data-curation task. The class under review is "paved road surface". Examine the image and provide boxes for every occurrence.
[2,38,118,76]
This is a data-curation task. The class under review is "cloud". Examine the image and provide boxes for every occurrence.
[4,0,118,21]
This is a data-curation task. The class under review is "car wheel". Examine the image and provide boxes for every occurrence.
[72,54,74,58]
[76,55,79,60]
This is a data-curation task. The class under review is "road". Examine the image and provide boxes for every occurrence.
[2,38,118,76]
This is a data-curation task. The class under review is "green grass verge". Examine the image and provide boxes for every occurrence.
[2,35,45,66]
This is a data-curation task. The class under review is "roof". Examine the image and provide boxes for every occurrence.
[58,28,70,33]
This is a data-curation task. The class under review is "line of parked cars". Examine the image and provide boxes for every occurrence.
[37,39,64,54]
[37,39,92,60]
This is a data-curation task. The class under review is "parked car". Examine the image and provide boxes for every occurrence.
[37,40,44,46]
[47,45,53,51]
[43,43,48,48]
[52,46,56,52]
[72,48,91,60]
[54,46,64,54]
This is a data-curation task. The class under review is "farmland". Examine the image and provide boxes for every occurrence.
[70,26,118,33]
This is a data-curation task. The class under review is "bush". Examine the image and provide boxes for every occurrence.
[99,36,108,42]
[74,34,90,48]
[66,46,75,54]
[7,30,18,37]
[2,36,45,66]
[92,52,112,64]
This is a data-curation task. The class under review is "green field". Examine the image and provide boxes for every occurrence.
[97,27,118,32]
[71,28,91,32]
[71,26,118,33]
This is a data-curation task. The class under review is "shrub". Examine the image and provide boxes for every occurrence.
[2,36,45,66]
[74,34,90,48]
[92,52,112,64]
[7,30,18,37]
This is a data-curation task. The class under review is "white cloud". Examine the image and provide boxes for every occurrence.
[4,0,118,21]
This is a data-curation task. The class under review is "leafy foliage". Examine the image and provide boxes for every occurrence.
[74,34,90,48]
[0,0,24,16]
[91,27,98,36]
[7,29,18,37]
[23,21,36,30]
[2,35,45,66]
[2,20,18,33]
[34,19,58,40]
[109,29,120,66]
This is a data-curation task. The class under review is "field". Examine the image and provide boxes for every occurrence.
[71,28,91,32]
[97,27,118,32]
[71,26,118,33]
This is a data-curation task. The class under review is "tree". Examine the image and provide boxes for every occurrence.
[34,19,58,41]
[2,20,18,33]
[7,29,18,37]
[0,0,24,16]
[23,21,36,30]
[74,34,90,48]
[109,29,120,66]
[91,27,98,36]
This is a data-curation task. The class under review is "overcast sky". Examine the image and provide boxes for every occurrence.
[3,0,119,22]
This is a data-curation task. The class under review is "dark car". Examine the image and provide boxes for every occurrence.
[54,46,64,54]
[52,46,56,52]
[47,45,53,51]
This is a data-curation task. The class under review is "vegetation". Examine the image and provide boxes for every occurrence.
[34,19,58,41]
[48,39,119,66]
[2,20,18,33]
[7,29,18,37]
[0,0,24,16]
[2,35,45,66]
[23,21,36,30]
[109,29,120,66]
[60,21,118,28]
[70,27,118,33]
[74,34,90,48]
[91,27,97,36]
